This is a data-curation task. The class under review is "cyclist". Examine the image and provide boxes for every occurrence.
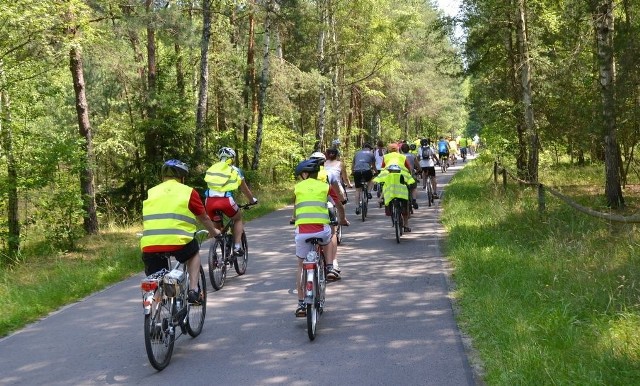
[418,138,439,199]
[204,147,258,257]
[351,143,377,215]
[374,140,386,172]
[310,151,349,275]
[437,137,450,168]
[448,137,458,165]
[140,159,221,304]
[292,158,343,317]
[400,142,420,209]
[458,136,469,161]
[373,164,415,233]
[325,148,352,198]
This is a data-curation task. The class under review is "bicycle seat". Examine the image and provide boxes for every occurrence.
[305,237,324,245]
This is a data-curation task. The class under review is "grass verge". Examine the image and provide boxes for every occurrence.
[0,185,292,338]
[442,160,640,385]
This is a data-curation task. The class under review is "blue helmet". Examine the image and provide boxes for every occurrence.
[295,159,321,177]
[161,159,189,178]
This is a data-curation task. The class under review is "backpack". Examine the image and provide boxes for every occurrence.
[421,146,432,160]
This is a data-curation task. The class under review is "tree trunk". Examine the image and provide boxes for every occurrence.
[594,0,624,207]
[144,0,159,166]
[69,46,99,234]
[252,0,273,170]
[0,88,20,260]
[316,0,327,149]
[516,0,539,182]
[195,0,211,166]
[242,1,257,170]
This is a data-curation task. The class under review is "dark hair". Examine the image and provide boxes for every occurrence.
[376,140,384,148]
[326,148,339,160]
[400,143,409,153]
[363,143,372,150]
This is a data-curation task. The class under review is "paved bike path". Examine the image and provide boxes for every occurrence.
[0,158,480,386]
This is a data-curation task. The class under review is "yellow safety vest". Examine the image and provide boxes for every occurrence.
[294,178,330,226]
[140,180,197,249]
[204,161,241,192]
[373,169,415,206]
[383,152,409,173]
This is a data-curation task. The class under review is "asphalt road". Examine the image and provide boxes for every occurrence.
[0,157,479,386]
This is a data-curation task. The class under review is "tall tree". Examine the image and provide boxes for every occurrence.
[252,0,274,170]
[593,0,624,207]
[195,0,212,166]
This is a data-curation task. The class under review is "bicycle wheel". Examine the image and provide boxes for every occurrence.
[306,274,319,341]
[426,177,433,207]
[360,190,367,222]
[208,238,227,290]
[234,232,248,275]
[186,265,207,337]
[393,200,401,243]
[336,223,343,245]
[144,297,175,371]
[362,193,368,221]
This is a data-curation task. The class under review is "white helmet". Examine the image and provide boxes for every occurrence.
[331,139,341,147]
[218,147,236,160]
[310,151,326,160]
[387,164,401,173]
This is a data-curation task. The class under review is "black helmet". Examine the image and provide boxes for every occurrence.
[409,143,416,151]
[295,159,321,177]
[363,143,372,150]
[420,138,429,146]
[161,159,189,178]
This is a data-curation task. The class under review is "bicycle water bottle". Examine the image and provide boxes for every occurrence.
[166,268,186,295]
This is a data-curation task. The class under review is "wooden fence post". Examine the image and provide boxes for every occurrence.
[538,183,545,214]
[502,168,507,189]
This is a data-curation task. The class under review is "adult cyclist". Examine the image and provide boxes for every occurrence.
[204,147,258,257]
[437,137,450,168]
[418,139,439,199]
[141,159,221,304]
[351,143,377,215]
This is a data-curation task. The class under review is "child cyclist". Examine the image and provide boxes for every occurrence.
[292,158,346,317]
[373,163,416,233]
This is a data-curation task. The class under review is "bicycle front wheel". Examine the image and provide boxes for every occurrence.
[208,238,227,290]
[144,297,175,371]
[186,265,207,337]
[234,232,248,275]
[336,223,343,245]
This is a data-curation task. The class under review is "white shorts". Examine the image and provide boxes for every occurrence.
[295,225,331,258]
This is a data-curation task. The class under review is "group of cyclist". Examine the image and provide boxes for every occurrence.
[140,135,473,319]
[140,148,258,306]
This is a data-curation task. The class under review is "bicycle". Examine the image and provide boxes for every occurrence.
[207,202,256,290]
[328,202,344,245]
[301,236,327,341]
[441,158,449,173]
[425,175,434,207]
[390,198,406,243]
[359,186,369,222]
[140,230,208,371]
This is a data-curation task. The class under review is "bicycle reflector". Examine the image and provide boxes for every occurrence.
[303,261,317,270]
[141,280,159,292]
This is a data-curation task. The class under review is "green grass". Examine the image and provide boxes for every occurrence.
[0,185,293,338]
[442,159,640,385]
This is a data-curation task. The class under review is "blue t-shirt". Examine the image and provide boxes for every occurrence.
[438,140,449,153]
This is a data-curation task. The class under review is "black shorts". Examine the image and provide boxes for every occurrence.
[141,238,199,275]
[353,169,374,189]
[422,167,436,177]
[439,152,449,159]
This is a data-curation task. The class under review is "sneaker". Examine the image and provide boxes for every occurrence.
[295,304,306,317]
[433,193,439,199]
[326,268,341,280]
[233,247,245,256]
[355,206,361,215]
[187,289,201,304]
[412,200,418,209]
[367,192,372,199]
[403,226,412,233]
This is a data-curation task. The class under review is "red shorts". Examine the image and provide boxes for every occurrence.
[205,196,239,222]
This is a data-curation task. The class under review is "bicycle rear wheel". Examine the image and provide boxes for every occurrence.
[208,238,227,290]
[426,177,433,207]
[336,223,343,245]
[360,190,367,222]
[234,232,248,275]
[306,272,320,341]
[186,265,207,337]
[393,200,401,243]
[144,297,175,371]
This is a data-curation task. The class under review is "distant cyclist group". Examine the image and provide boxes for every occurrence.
[139,136,477,358]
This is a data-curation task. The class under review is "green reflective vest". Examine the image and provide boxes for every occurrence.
[140,180,197,249]
[204,161,241,192]
[294,178,330,226]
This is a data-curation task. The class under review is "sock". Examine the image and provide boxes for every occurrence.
[326,264,333,271]
[234,243,241,250]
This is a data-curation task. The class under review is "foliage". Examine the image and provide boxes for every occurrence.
[443,161,640,385]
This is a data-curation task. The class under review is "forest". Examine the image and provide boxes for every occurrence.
[1,0,638,263]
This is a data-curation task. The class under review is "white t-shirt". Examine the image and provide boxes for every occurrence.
[418,146,436,168]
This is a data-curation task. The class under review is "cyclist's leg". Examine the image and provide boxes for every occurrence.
[220,196,243,246]
[173,239,201,294]
[204,197,225,231]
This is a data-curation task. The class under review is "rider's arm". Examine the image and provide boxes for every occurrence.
[196,213,221,238]
[239,179,257,203]
[340,162,352,187]
[329,186,349,225]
